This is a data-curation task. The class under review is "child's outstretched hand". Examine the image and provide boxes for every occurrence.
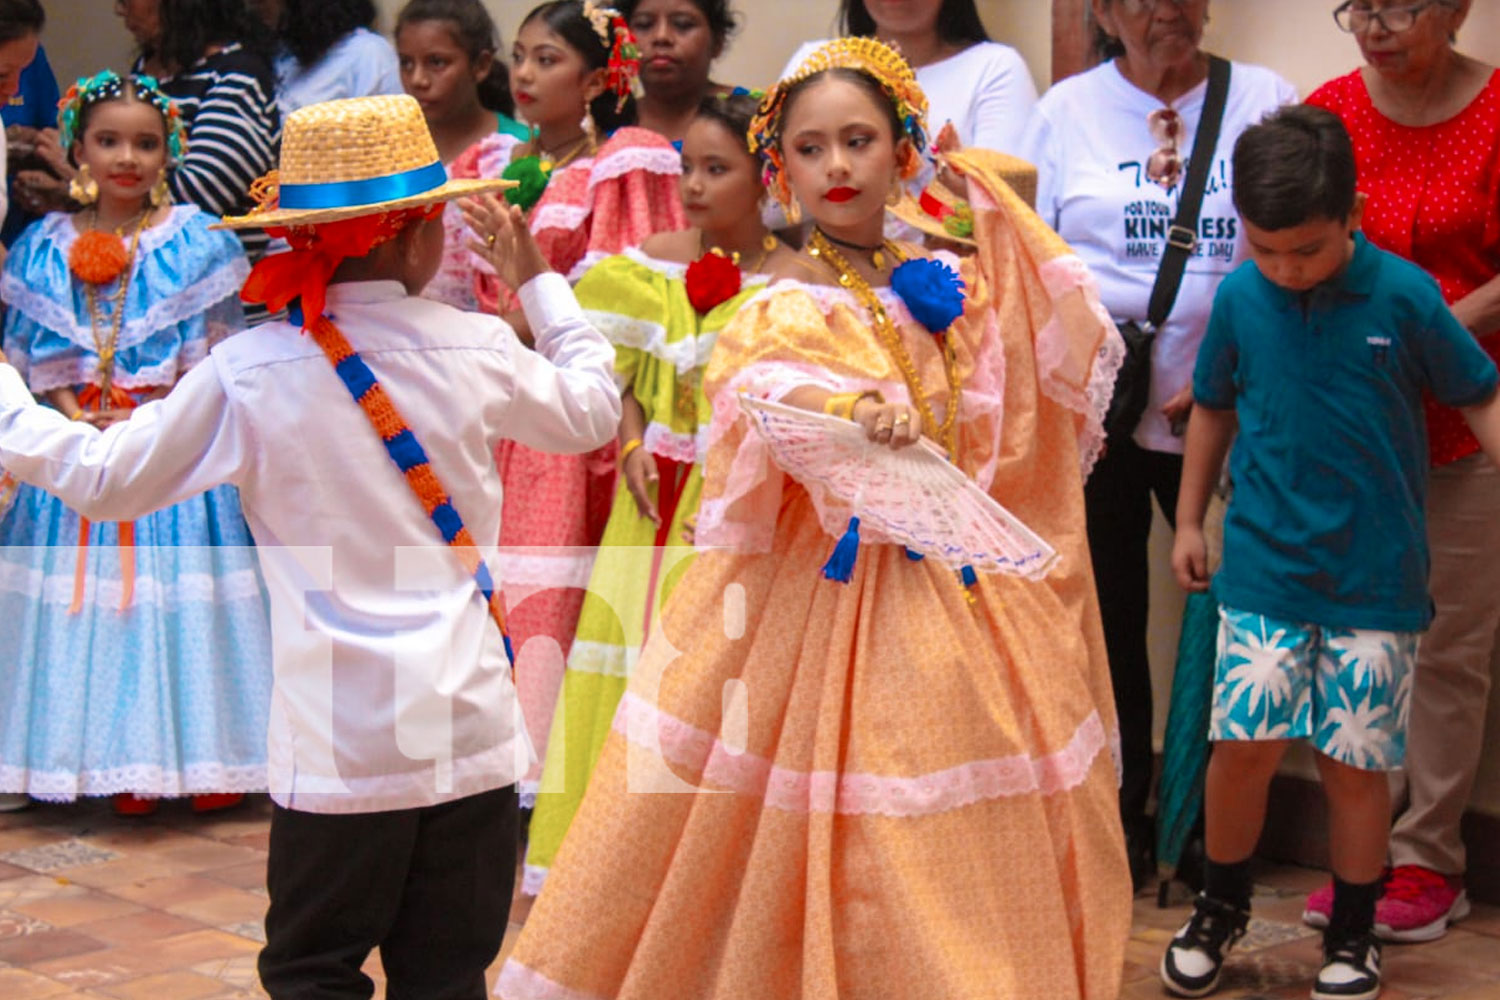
[1172,525,1211,592]
[462,195,551,296]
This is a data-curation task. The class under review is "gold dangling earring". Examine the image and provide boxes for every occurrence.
[69,164,99,206]
[149,171,171,209]
[581,109,596,145]
[886,180,904,207]
[785,198,802,225]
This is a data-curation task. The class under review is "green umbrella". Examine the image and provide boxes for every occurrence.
[1156,588,1218,906]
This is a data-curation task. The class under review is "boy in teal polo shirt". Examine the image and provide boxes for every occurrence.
[1160,105,1500,1000]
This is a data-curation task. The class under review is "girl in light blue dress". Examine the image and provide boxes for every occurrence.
[0,71,271,812]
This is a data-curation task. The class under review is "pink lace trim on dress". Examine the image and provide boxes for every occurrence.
[642,421,707,463]
[1031,249,1124,479]
[611,690,1109,816]
[496,961,610,1000]
[586,128,682,193]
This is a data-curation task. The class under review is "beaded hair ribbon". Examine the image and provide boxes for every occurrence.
[748,37,929,209]
[59,70,188,163]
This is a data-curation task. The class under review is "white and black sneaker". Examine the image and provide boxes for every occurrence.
[1160,893,1250,997]
[1312,930,1381,1000]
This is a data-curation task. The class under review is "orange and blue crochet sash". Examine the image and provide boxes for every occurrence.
[298,305,515,666]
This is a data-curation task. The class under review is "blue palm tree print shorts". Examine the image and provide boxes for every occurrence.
[1210,605,1418,771]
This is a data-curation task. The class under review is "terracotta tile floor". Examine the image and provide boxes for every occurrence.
[1,797,1498,999]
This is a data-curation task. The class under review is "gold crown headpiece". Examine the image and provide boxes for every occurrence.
[748,37,929,210]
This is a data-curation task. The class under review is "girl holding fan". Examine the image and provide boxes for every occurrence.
[492,38,1130,1000]
[0,73,271,813]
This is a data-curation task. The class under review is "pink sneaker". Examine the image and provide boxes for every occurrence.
[1303,878,1335,929]
[1303,867,1391,930]
[1375,865,1469,943]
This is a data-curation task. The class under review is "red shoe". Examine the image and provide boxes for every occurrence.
[190,793,245,813]
[1303,867,1390,930]
[1375,865,1469,943]
[1303,877,1334,929]
[113,793,160,816]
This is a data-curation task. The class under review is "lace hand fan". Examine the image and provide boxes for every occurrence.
[738,395,1057,579]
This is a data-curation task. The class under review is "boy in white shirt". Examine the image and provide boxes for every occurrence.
[0,95,621,998]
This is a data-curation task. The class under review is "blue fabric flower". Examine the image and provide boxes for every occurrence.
[890,258,966,334]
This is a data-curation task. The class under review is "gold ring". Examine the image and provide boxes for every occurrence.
[486,232,497,247]
[894,412,910,426]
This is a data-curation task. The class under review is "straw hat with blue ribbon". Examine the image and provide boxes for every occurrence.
[216,94,514,230]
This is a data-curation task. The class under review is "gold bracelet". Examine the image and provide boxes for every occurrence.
[619,437,644,465]
[822,392,860,418]
[825,389,884,422]
[848,389,883,421]
[70,409,86,421]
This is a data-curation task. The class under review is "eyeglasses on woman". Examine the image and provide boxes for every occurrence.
[1333,0,1449,34]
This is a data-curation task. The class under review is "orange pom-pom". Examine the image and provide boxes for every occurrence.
[69,230,130,285]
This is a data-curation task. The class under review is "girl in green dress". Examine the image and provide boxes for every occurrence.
[523,92,792,894]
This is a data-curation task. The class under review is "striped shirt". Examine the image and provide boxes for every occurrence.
[139,44,281,281]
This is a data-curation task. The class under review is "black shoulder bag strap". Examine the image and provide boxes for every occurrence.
[1145,55,1232,331]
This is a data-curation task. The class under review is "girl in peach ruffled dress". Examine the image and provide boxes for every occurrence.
[496,37,1130,1000]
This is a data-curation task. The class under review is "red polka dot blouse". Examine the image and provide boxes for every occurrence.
[1309,68,1500,467]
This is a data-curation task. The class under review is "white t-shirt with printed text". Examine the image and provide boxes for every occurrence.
[1020,59,1298,453]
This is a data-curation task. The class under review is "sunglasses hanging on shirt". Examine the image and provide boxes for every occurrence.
[1146,108,1185,190]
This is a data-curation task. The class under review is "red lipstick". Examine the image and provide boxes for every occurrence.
[824,186,858,203]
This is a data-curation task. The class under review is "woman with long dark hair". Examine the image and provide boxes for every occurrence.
[781,0,1036,158]
[116,0,280,278]
[261,0,402,114]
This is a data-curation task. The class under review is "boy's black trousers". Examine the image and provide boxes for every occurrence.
[258,785,518,1000]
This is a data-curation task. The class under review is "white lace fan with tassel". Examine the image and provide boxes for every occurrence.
[738,396,1057,579]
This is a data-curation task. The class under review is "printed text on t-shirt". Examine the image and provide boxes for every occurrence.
[1117,158,1237,265]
